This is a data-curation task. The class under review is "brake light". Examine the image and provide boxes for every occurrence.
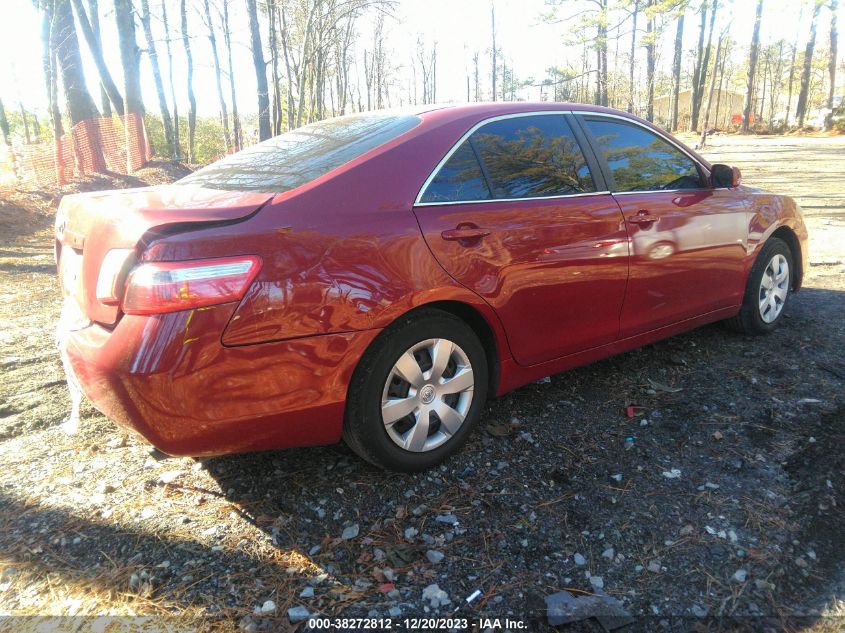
[96,248,134,305]
[122,256,261,315]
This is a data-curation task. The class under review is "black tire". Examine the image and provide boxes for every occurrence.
[343,308,489,472]
[725,237,793,335]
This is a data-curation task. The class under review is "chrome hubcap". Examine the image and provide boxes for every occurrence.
[381,338,474,452]
[758,254,789,323]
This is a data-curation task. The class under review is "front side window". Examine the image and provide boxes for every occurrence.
[420,114,595,203]
[583,118,704,192]
[177,113,420,194]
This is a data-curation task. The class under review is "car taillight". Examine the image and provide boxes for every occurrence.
[96,249,134,305]
[122,256,261,315]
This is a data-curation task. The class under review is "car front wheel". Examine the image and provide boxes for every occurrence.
[343,309,488,471]
[726,237,793,334]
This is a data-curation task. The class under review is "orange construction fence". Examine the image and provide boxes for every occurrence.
[1,113,151,189]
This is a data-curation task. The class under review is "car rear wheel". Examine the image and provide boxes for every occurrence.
[343,309,488,472]
[725,237,793,335]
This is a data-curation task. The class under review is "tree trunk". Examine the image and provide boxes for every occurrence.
[597,0,608,107]
[203,0,232,151]
[784,5,804,128]
[52,0,100,125]
[279,4,296,131]
[222,1,242,150]
[0,98,11,147]
[473,51,480,101]
[491,5,497,101]
[671,14,684,131]
[179,0,197,160]
[692,0,718,130]
[246,0,271,140]
[52,0,106,173]
[825,0,838,130]
[161,0,180,159]
[87,0,113,117]
[690,1,708,130]
[645,6,655,122]
[629,0,639,113]
[19,104,32,144]
[742,0,764,133]
[796,1,821,128]
[700,31,724,147]
[140,0,175,158]
[714,39,728,128]
[267,0,282,135]
[70,0,124,116]
[41,13,63,136]
[115,0,146,171]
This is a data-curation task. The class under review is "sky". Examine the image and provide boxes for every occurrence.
[0,0,841,118]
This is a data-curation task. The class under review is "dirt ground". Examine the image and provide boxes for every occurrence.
[0,137,843,632]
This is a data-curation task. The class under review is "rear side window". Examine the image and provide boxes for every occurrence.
[583,118,703,192]
[177,113,420,193]
[420,141,491,203]
[420,114,595,203]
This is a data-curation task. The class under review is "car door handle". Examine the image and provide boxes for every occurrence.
[441,227,491,241]
[627,212,659,225]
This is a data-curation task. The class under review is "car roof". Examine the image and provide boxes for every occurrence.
[414,101,625,120]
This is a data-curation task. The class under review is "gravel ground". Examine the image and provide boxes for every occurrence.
[0,139,843,632]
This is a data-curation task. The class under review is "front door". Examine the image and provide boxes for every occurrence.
[413,113,629,366]
[578,115,748,337]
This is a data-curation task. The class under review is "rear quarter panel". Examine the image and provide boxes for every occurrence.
[142,117,513,360]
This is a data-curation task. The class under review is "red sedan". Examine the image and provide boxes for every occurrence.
[55,103,808,471]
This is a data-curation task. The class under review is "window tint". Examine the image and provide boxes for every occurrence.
[583,118,703,192]
[473,115,595,198]
[177,113,420,193]
[420,141,491,203]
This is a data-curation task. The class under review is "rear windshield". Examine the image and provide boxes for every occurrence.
[177,113,420,193]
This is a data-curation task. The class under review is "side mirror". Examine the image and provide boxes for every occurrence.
[711,164,741,188]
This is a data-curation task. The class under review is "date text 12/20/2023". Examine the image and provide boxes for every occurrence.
[306,616,528,630]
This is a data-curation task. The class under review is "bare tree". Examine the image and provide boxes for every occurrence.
[246,0,271,140]
[70,0,124,115]
[796,1,822,128]
[629,0,640,112]
[742,0,764,133]
[691,0,718,130]
[179,0,197,160]
[221,1,242,149]
[140,0,175,157]
[0,98,11,147]
[670,13,684,130]
[161,0,180,158]
[700,25,726,146]
[51,0,101,126]
[266,0,283,135]
[115,0,147,170]
[85,0,111,116]
[202,0,232,150]
[491,4,497,101]
[595,0,608,107]
[784,3,804,128]
[473,51,480,101]
[644,0,655,121]
[824,0,838,130]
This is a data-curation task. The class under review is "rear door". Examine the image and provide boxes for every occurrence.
[576,114,748,337]
[413,112,629,366]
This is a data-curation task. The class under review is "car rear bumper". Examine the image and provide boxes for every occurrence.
[63,303,380,456]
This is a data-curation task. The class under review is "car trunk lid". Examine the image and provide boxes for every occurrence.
[55,185,273,326]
